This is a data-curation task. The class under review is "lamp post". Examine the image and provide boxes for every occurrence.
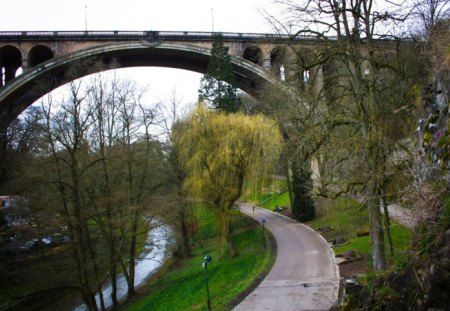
[262,219,266,250]
[203,255,212,311]
[84,5,88,31]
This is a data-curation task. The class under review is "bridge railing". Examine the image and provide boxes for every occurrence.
[0,30,325,42]
[0,30,415,43]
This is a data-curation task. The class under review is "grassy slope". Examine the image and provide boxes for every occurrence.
[261,192,290,211]
[243,179,290,211]
[248,182,411,269]
[126,186,411,310]
[124,206,273,311]
[306,197,412,267]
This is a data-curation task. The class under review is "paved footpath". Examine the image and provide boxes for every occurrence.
[233,204,340,311]
[384,203,419,229]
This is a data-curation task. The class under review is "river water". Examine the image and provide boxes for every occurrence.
[47,224,172,311]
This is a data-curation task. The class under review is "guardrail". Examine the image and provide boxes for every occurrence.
[0,30,412,43]
[0,30,322,42]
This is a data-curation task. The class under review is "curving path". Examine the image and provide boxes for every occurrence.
[233,204,340,311]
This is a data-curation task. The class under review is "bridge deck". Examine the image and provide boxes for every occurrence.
[0,30,325,42]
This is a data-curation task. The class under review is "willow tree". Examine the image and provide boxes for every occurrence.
[174,104,282,256]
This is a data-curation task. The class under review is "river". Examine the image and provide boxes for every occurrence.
[46,224,172,311]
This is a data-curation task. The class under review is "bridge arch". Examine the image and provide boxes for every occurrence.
[243,46,263,65]
[270,46,286,79]
[0,45,22,87]
[0,41,276,131]
[28,45,54,67]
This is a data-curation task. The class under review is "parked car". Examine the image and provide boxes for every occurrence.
[17,239,46,253]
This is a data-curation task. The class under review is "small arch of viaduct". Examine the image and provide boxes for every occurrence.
[0,31,299,130]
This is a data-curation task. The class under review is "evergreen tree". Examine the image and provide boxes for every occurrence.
[291,159,315,222]
[198,34,241,112]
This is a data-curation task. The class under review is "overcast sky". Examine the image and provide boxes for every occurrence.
[1,0,280,107]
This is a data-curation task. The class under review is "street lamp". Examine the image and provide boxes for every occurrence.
[203,255,212,311]
[262,219,266,250]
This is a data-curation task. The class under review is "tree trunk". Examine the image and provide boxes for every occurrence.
[127,209,138,298]
[0,129,7,185]
[382,193,394,258]
[368,194,386,271]
[85,293,99,311]
[85,223,106,311]
[109,243,119,310]
[179,201,191,258]
[284,160,294,213]
[220,207,237,257]
[97,101,119,310]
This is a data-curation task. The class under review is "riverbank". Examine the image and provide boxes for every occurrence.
[73,224,173,310]
[121,204,275,311]
[0,216,162,311]
[29,224,173,311]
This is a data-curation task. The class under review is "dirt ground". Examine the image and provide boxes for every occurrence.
[338,255,369,279]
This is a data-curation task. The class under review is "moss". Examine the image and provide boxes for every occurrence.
[412,84,422,108]
[374,284,401,307]
[440,197,450,228]
[417,224,437,255]
[423,131,432,145]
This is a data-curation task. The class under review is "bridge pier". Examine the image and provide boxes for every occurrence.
[0,44,23,86]
[1,64,19,87]
[21,58,29,71]
[262,58,272,71]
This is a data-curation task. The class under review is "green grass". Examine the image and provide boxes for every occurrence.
[307,198,370,250]
[306,197,412,268]
[242,178,291,212]
[248,179,411,270]
[384,221,412,266]
[243,179,288,206]
[260,192,290,211]
[124,205,273,311]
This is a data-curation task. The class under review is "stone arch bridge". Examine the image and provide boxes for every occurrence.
[0,30,322,130]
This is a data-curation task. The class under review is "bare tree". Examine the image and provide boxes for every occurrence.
[266,0,428,270]
[161,88,194,259]
[412,0,450,38]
